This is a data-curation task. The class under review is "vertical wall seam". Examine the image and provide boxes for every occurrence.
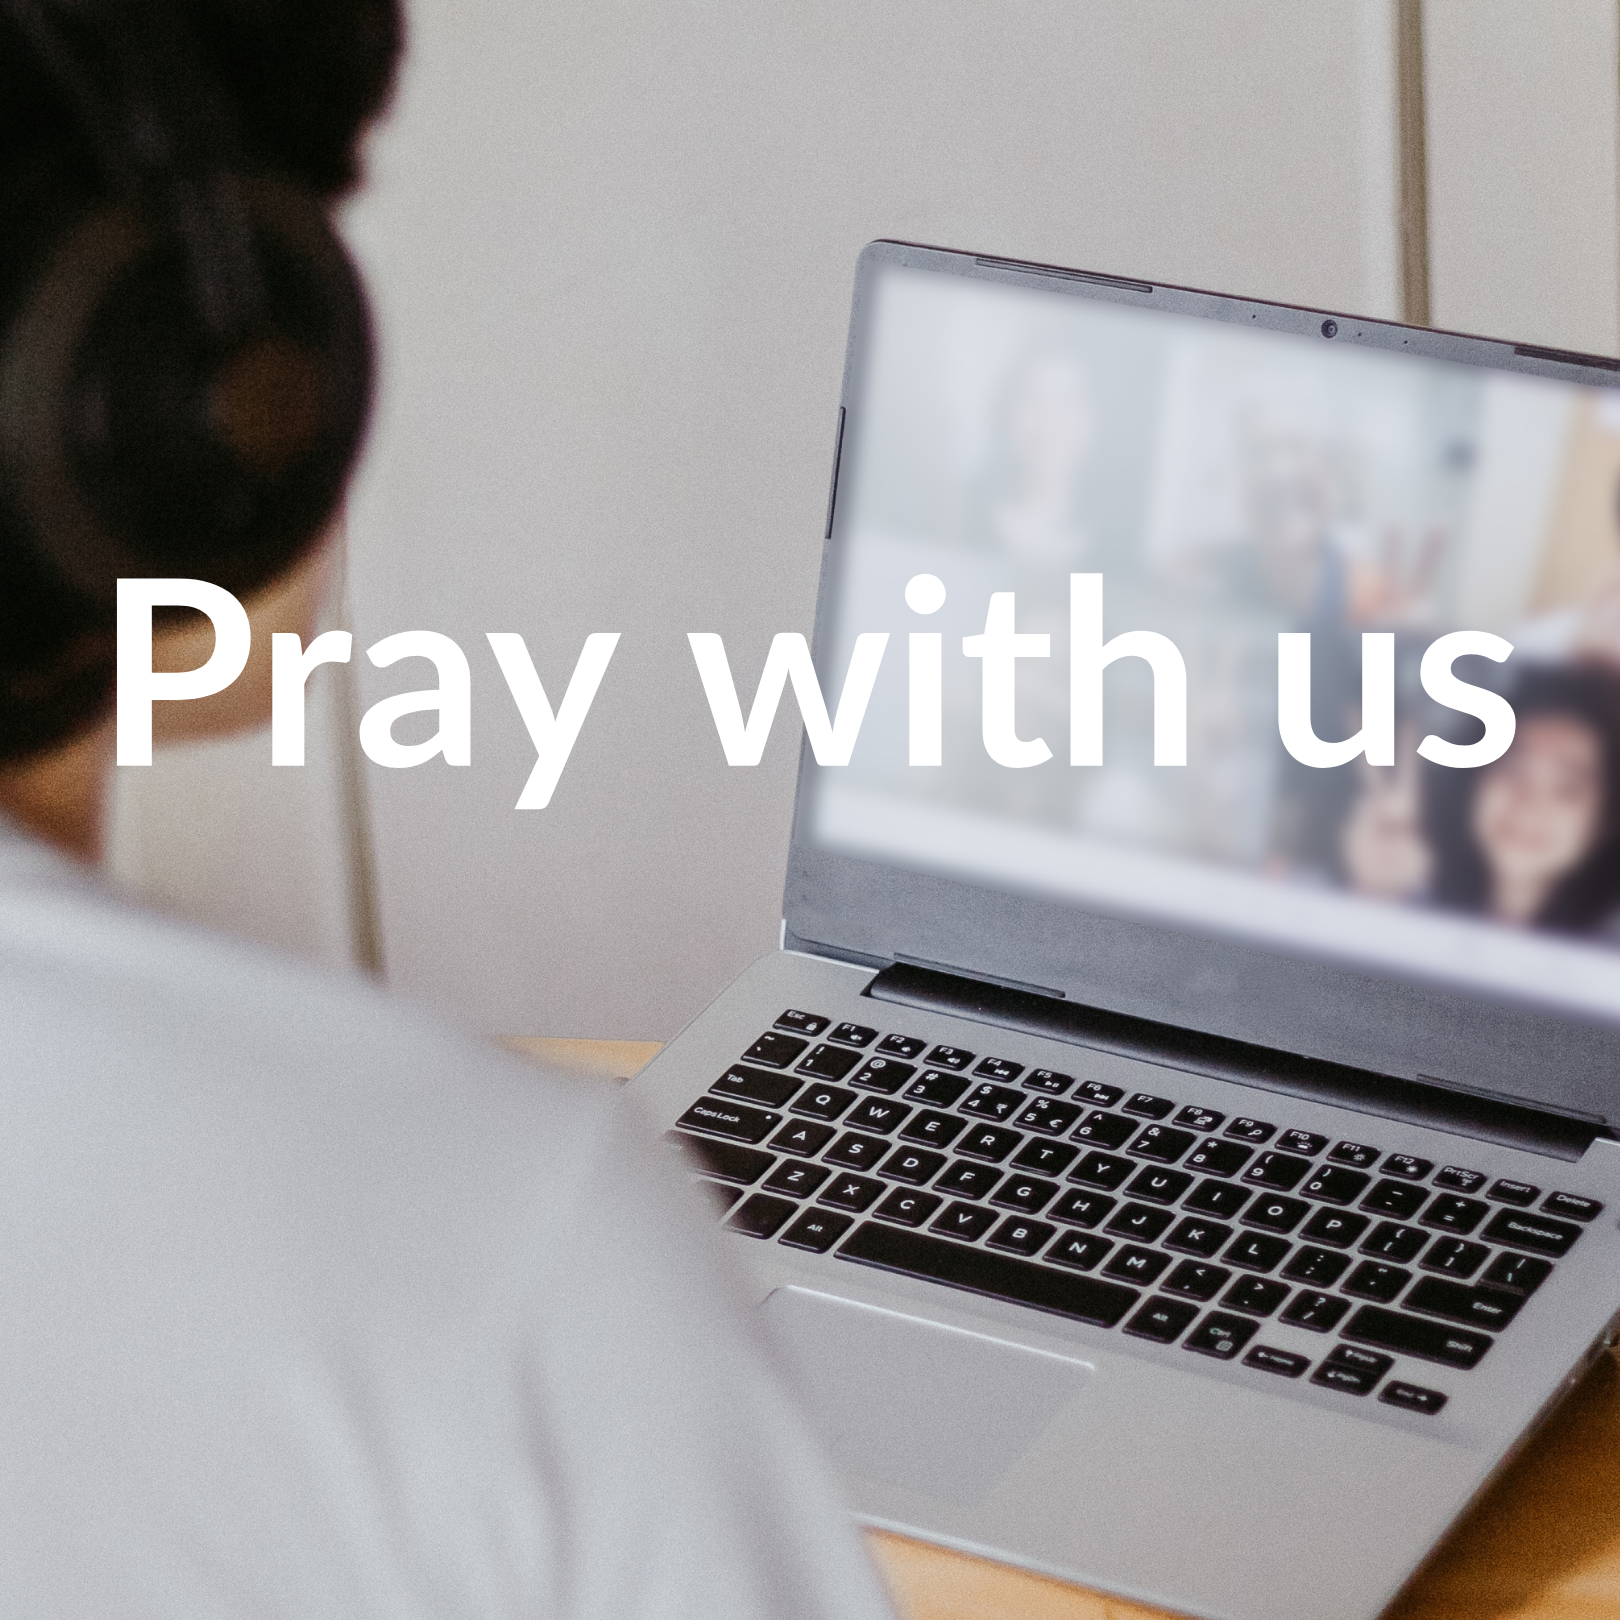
[1398,0,1432,325]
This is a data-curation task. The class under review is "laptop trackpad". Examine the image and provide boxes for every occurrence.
[761,1286,1093,1507]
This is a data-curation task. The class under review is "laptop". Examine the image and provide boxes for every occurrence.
[629,239,1620,1620]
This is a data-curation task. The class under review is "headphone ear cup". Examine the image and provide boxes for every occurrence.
[0,177,371,601]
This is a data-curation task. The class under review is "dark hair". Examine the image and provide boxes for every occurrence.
[0,0,402,762]
[1423,663,1620,934]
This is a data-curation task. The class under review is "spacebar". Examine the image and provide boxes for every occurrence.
[837,1222,1140,1328]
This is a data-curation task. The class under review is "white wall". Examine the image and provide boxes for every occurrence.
[338,0,1406,1039]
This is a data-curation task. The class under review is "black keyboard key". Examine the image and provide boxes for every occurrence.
[824,1131,889,1170]
[1482,1208,1582,1258]
[1245,1345,1310,1378]
[927,1045,975,1070]
[1362,1180,1428,1219]
[792,1084,856,1121]
[903,1069,971,1108]
[1300,1207,1370,1248]
[778,1208,853,1253]
[1183,1180,1251,1218]
[1046,1230,1114,1271]
[876,1033,928,1060]
[1482,1251,1554,1293]
[1343,1261,1411,1302]
[1015,1098,1084,1135]
[1488,1178,1539,1206]
[1422,1238,1488,1278]
[1545,1191,1603,1221]
[1405,1276,1524,1332]
[899,1109,966,1149]
[958,1124,1023,1163]
[1300,1165,1371,1205]
[744,1031,808,1069]
[879,1146,947,1185]
[961,1083,1024,1121]
[991,1175,1059,1215]
[727,1193,798,1239]
[771,1119,837,1157]
[1420,1195,1487,1235]
[1126,1167,1194,1205]
[935,1160,1002,1200]
[1281,1246,1351,1287]
[1242,1195,1307,1234]
[819,1173,884,1211]
[670,1132,773,1184]
[1361,1222,1428,1264]
[931,1201,998,1242]
[1312,1344,1392,1395]
[875,1188,944,1228]
[987,1217,1056,1257]
[1277,1130,1329,1156]
[1242,1152,1312,1192]
[1434,1166,1487,1194]
[711,1064,801,1108]
[1225,1117,1276,1143]
[1184,1311,1258,1360]
[679,1096,782,1144]
[848,1057,916,1094]
[1342,1305,1494,1369]
[796,1044,862,1081]
[764,1160,832,1198]
[1125,1296,1201,1343]
[1174,1105,1224,1132]
[1106,1203,1175,1243]
[1225,1232,1291,1272]
[828,1021,877,1047]
[1071,1151,1134,1190]
[1049,1188,1117,1227]
[845,1097,910,1134]
[774,1009,828,1037]
[1164,1260,1231,1301]
[838,1222,1140,1327]
[1329,1141,1380,1168]
[1072,1111,1136,1149]
[1023,1068,1076,1095]
[1280,1290,1350,1333]
[1124,1092,1176,1119]
[1184,1139,1253,1177]
[1074,1080,1124,1107]
[1130,1125,1197,1163]
[1380,1381,1448,1415]
[1011,1138,1080,1176]
[1382,1155,1433,1180]
[1164,1217,1234,1258]
[1223,1276,1290,1316]
[1104,1244,1172,1285]
[974,1056,1024,1082]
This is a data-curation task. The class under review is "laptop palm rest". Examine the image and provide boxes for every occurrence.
[761,1286,1093,1507]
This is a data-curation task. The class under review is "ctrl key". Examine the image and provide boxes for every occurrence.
[1184,1311,1259,1361]
[726,1193,798,1239]
[1380,1380,1448,1415]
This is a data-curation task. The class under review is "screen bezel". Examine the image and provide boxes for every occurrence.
[785,239,1620,1127]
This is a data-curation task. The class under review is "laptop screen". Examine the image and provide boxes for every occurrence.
[804,253,1620,1025]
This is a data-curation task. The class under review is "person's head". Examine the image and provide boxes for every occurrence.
[1236,390,1339,614]
[0,0,402,766]
[1425,664,1620,932]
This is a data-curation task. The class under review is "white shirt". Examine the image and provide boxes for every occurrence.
[0,822,893,1619]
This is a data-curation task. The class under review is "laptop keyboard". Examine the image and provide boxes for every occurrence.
[671,1009,1605,1417]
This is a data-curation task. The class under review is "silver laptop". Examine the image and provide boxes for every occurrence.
[630,240,1620,1620]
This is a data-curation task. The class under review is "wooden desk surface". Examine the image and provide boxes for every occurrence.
[507,1038,1620,1620]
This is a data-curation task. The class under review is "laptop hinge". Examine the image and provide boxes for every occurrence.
[864,961,1607,1162]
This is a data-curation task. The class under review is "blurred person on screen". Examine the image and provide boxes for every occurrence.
[0,4,894,1617]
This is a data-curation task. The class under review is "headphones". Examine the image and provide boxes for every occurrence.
[0,0,372,602]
